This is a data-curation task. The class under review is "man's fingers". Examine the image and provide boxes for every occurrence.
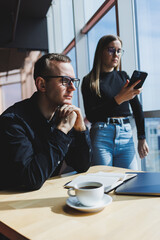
[59,105,75,118]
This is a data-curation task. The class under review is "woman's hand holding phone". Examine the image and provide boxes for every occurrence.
[128,70,148,89]
[115,70,148,105]
[115,80,142,105]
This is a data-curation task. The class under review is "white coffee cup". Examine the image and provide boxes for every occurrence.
[67,181,104,207]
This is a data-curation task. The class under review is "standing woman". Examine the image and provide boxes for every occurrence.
[82,35,149,169]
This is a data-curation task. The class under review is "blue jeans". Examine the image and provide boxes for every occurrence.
[90,120,138,170]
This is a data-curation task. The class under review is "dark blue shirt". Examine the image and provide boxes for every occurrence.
[0,92,92,191]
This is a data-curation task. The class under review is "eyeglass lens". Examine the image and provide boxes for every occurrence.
[107,47,124,56]
[62,77,80,88]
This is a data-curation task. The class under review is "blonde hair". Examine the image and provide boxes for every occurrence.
[88,35,122,97]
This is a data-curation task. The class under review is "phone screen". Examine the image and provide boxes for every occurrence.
[128,70,148,89]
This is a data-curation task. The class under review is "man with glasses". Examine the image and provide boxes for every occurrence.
[0,53,92,191]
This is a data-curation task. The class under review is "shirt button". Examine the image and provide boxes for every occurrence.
[67,144,70,147]
[89,149,91,152]
[58,161,60,165]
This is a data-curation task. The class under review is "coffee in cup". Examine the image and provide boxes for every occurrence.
[67,181,104,207]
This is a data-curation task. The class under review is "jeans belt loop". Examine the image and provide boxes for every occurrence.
[112,118,117,124]
[106,118,110,124]
[119,118,123,125]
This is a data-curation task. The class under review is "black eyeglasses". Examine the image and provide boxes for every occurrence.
[43,76,80,88]
[107,47,124,56]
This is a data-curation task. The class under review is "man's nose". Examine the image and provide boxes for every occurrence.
[68,81,76,91]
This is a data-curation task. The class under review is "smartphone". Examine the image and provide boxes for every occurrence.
[128,70,148,89]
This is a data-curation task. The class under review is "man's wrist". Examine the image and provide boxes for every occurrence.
[57,125,69,134]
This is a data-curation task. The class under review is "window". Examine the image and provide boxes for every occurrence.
[142,118,160,171]
[67,47,79,107]
[2,83,21,110]
[47,0,160,171]
[87,6,117,70]
[83,0,106,23]
[135,0,160,111]
[60,0,74,49]
[135,0,160,171]
[0,70,22,111]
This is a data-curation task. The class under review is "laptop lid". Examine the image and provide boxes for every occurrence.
[115,172,160,196]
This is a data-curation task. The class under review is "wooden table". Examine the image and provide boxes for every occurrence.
[0,165,160,240]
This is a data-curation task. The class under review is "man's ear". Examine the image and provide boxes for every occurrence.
[35,77,46,92]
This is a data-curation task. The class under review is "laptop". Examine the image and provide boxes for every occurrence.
[115,172,160,196]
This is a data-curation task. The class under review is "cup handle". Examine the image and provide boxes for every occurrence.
[68,188,76,197]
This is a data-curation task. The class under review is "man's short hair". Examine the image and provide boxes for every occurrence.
[33,53,71,80]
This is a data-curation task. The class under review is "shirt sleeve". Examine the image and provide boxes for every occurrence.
[130,96,146,139]
[64,128,92,173]
[0,116,91,191]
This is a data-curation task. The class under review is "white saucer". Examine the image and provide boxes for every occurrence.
[66,194,112,212]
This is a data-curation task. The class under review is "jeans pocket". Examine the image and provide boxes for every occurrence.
[124,123,132,132]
